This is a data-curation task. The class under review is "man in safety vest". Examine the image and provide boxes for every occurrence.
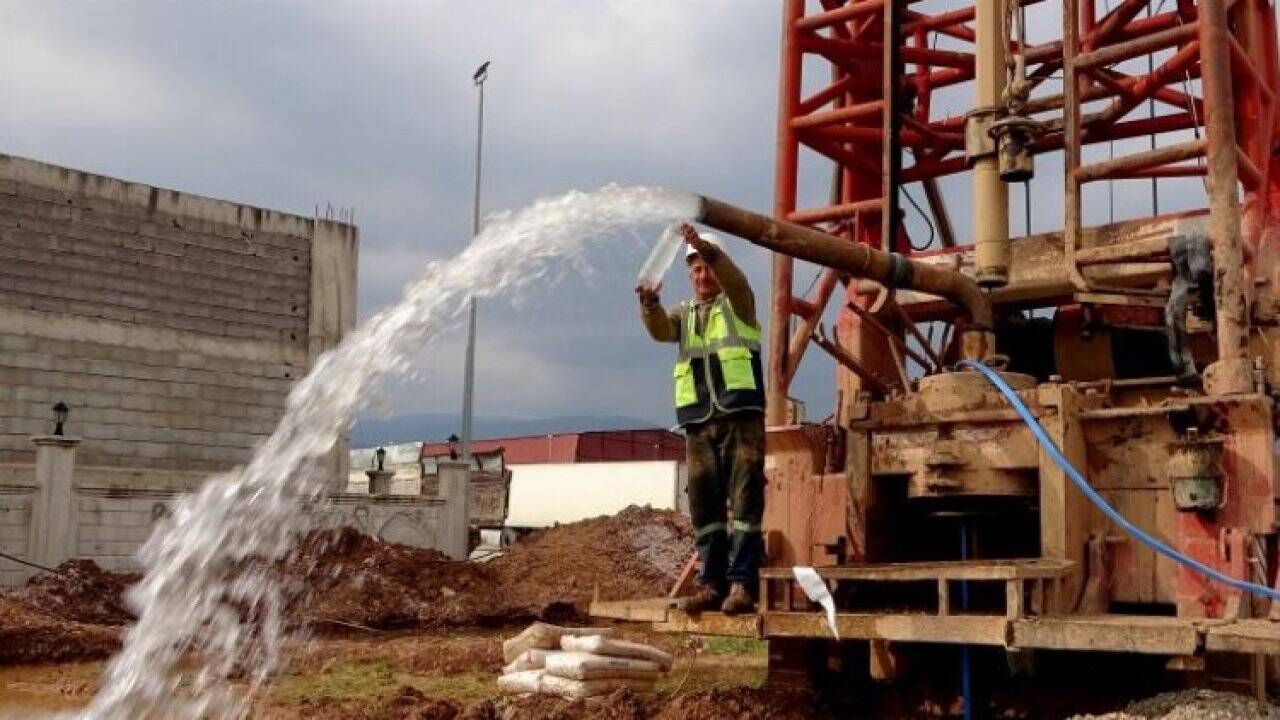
[635,223,765,615]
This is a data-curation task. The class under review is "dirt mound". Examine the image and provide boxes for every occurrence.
[282,526,528,630]
[1070,689,1280,719]
[0,595,120,665]
[490,506,692,613]
[284,506,692,631]
[9,559,138,626]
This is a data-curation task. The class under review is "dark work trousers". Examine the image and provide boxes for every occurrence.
[685,410,765,595]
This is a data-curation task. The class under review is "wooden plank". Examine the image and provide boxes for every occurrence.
[760,558,1072,582]
[588,597,674,623]
[655,611,763,638]
[1007,579,1026,620]
[1012,616,1200,655]
[765,611,1010,646]
[1205,620,1280,655]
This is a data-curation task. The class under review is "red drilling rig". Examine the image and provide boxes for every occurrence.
[598,0,1280,709]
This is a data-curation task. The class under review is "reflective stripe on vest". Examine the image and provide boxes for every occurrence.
[672,296,764,423]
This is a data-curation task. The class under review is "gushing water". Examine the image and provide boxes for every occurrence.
[67,185,699,720]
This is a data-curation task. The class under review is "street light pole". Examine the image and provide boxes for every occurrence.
[461,61,489,462]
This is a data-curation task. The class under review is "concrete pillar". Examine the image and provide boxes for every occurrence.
[28,435,80,570]
[436,461,472,560]
[308,220,358,495]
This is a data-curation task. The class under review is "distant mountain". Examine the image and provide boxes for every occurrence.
[350,412,668,447]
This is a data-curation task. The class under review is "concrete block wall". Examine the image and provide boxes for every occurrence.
[0,488,32,586]
[76,490,176,572]
[0,153,357,483]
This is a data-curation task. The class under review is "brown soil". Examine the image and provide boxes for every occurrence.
[0,596,120,665]
[288,632,507,676]
[0,506,691,666]
[0,559,137,665]
[9,559,139,626]
[286,685,823,720]
[285,505,693,631]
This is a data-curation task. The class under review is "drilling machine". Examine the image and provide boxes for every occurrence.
[595,0,1280,706]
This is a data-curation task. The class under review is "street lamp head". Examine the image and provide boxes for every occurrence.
[52,402,69,436]
[374,447,386,472]
[473,61,490,85]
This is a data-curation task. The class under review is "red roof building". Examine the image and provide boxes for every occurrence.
[420,429,683,465]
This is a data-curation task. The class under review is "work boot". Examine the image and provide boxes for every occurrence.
[677,584,723,614]
[720,582,755,615]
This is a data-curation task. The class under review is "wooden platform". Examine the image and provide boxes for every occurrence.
[762,559,1075,620]
[589,558,1280,657]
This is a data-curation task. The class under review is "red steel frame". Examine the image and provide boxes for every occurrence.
[768,0,1280,617]
[768,0,1280,424]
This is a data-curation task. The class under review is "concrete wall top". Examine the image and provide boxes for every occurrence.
[0,153,355,241]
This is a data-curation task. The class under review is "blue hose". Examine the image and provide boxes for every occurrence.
[958,359,1280,602]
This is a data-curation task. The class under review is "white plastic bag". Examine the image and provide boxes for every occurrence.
[502,623,615,663]
[502,648,549,675]
[559,635,674,671]
[794,566,840,640]
[543,651,663,681]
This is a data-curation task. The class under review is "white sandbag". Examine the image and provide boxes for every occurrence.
[539,673,656,700]
[497,669,545,694]
[502,622,615,663]
[502,648,550,675]
[496,669,655,700]
[543,651,663,681]
[560,634,674,671]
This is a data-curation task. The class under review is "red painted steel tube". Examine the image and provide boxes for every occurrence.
[796,0,884,31]
[798,75,857,115]
[1093,40,1203,125]
[1085,0,1153,50]
[901,44,976,70]
[785,269,842,382]
[1238,147,1262,190]
[1075,139,1207,182]
[770,0,804,426]
[1199,0,1251,393]
[1090,163,1209,180]
[791,100,884,130]
[1074,22,1199,69]
[788,199,883,226]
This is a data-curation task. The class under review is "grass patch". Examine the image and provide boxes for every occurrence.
[272,659,397,704]
[399,672,498,705]
[704,637,767,656]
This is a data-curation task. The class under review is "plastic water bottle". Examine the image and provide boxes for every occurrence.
[636,224,683,288]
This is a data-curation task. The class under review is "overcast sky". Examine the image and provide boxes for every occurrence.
[0,1,1211,434]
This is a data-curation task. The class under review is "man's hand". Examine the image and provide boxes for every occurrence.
[635,283,662,306]
[681,223,719,261]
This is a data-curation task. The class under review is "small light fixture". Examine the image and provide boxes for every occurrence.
[374,447,386,472]
[52,402,68,436]
[447,434,460,461]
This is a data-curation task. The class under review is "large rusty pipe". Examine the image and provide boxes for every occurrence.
[695,196,995,360]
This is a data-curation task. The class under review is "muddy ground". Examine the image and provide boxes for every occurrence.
[0,506,1277,719]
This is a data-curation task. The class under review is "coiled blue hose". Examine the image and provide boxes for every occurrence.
[958,359,1280,602]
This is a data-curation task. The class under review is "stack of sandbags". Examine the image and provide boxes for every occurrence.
[498,622,673,700]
